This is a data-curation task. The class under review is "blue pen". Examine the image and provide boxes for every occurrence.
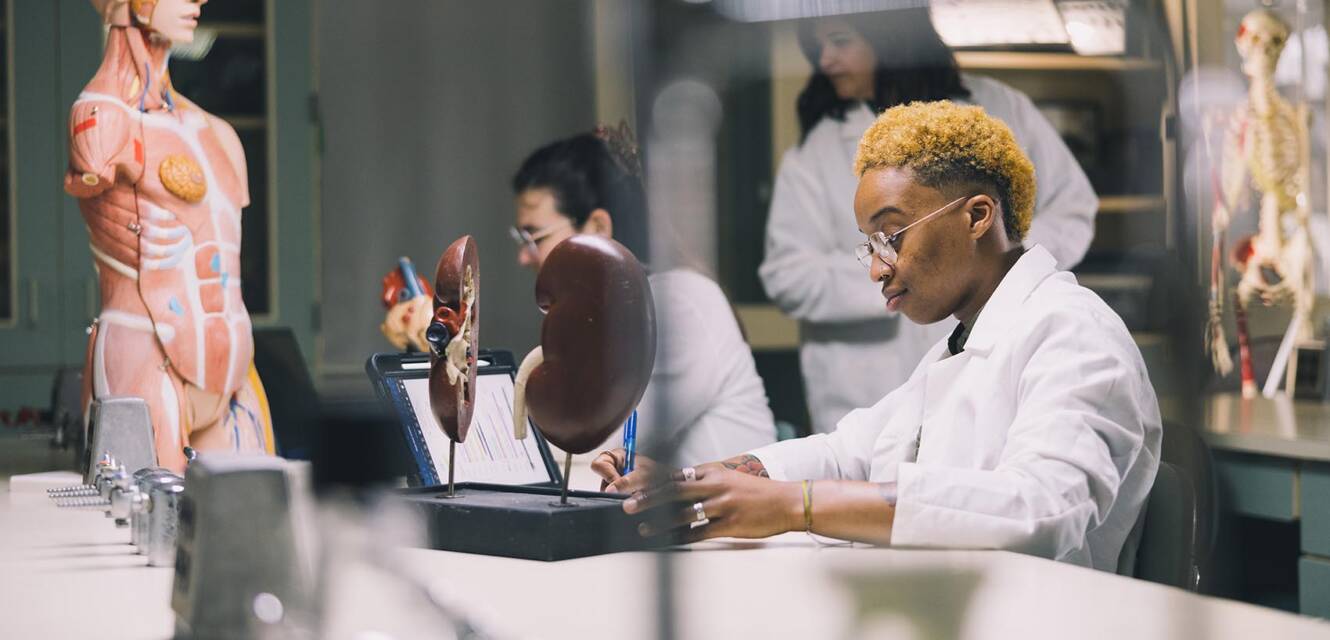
[622,410,638,475]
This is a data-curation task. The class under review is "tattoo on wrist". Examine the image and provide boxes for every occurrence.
[721,454,769,478]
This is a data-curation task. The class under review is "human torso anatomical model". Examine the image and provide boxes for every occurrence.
[67,0,272,472]
[1208,9,1317,395]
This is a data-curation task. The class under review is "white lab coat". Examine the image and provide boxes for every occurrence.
[630,270,777,465]
[759,75,1099,433]
[750,246,1161,571]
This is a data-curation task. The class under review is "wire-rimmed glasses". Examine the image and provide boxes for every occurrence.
[854,195,971,268]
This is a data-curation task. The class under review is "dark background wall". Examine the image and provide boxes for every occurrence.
[317,0,597,391]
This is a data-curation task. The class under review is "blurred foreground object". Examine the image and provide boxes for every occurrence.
[172,454,317,638]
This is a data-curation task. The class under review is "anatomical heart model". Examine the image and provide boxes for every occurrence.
[426,236,479,496]
[66,0,272,472]
[513,235,656,503]
[1206,9,1320,398]
[379,257,434,353]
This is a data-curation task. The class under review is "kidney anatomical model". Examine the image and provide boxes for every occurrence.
[513,236,655,455]
[426,236,480,444]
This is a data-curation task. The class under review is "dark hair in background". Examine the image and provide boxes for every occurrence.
[796,8,970,142]
[511,133,650,263]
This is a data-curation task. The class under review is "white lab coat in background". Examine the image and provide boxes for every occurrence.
[629,270,777,465]
[750,246,1161,571]
[759,75,1099,434]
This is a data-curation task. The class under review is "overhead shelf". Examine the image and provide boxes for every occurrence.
[736,306,1172,352]
[1078,273,1153,291]
[1131,331,1169,349]
[735,304,798,352]
[1098,195,1167,214]
[955,51,1163,72]
[217,115,266,131]
[200,22,265,39]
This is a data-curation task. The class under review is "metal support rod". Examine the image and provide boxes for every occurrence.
[559,451,573,505]
[447,440,457,498]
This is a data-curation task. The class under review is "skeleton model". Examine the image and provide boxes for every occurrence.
[1207,9,1316,398]
[66,0,273,472]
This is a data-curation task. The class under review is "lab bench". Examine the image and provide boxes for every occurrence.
[1204,393,1330,618]
[4,469,1330,640]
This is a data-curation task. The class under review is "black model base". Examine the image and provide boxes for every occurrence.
[398,483,663,561]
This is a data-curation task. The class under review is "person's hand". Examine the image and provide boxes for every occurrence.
[591,448,665,493]
[623,466,802,543]
[380,294,431,352]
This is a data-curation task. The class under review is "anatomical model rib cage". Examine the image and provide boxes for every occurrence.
[1206,9,1321,398]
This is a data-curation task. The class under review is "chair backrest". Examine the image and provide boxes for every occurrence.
[1161,421,1219,552]
[252,327,319,459]
[1135,461,1201,591]
[49,366,84,454]
[1161,419,1220,592]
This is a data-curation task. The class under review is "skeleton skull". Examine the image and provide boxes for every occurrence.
[1236,10,1290,79]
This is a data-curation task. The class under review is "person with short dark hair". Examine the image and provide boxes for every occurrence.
[760,10,1100,435]
[595,102,1159,572]
[508,128,778,465]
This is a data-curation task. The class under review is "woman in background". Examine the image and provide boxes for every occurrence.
[759,9,1099,434]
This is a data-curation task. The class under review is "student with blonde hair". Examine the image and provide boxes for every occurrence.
[761,10,1099,435]
[595,102,1160,572]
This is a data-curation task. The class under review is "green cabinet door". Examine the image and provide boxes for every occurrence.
[0,0,316,414]
[0,1,77,408]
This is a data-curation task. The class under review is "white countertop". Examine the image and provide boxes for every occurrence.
[1,476,177,640]
[387,536,1330,640]
[5,470,1330,640]
[1204,393,1330,462]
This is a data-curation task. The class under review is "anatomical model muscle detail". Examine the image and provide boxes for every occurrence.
[67,0,273,472]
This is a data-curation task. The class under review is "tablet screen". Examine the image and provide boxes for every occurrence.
[393,372,553,486]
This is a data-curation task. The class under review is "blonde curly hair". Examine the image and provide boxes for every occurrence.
[853,100,1035,240]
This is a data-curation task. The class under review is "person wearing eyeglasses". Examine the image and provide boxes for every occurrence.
[759,10,1099,436]
[593,101,1159,572]
[382,129,777,464]
[514,129,779,465]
